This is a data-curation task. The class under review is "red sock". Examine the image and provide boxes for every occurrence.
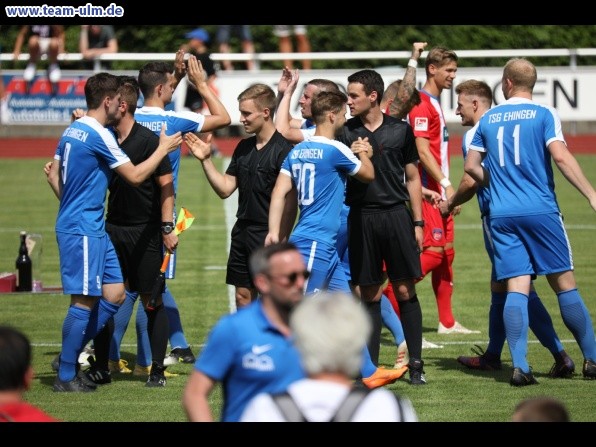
[433,248,455,328]
[383,281,401,317]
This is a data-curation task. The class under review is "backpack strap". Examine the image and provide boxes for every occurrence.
[270,387,375,422]
[330,387,371,422]
[270,391,307,422]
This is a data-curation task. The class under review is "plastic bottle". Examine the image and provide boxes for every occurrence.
[16,231,32,292]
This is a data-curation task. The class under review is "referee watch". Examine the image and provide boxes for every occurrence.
[413,220,425,228]
[161,222,175,235]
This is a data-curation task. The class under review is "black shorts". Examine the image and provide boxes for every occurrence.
[226,220,268,288]
[106,222,162,294]
[348,204,421,286]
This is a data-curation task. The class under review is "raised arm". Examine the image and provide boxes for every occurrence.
[275,67,305,143]
[388,42,427,119]
[186,55,231,132]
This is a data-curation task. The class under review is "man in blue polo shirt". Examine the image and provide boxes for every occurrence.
[182,242,307,422]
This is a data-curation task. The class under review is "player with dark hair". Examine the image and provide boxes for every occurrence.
[107,52,231,373]
[98,76,176,387]
[337,69,427,385]
[46,72,181,392]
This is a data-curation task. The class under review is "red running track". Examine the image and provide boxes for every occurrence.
[1,135,595,158]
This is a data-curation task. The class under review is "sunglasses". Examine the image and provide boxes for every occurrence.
[267,270,310,285]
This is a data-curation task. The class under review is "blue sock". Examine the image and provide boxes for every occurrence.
[109,290,137,362]
[380,294,405,345]
[163,285,189,349]
[558,288,596,361]
[528,289,564,355]
[487,291,506,356]
[81,298,120,348]
[360,345,377,378]
[503,292,530,372]
[59,305,91,382]
[135,295,151,368]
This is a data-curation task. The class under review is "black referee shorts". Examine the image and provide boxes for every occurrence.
[226,220,268,289]
[348,204,421,287]
[106,222,162,294]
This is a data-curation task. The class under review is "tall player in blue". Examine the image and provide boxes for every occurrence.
[442,79,574,377]
[465,58,596,386]
[267,90,408,388]
[109,52,231,371]
[46,72,182,392]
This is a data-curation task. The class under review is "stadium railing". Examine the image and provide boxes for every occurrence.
[3,48,596,70]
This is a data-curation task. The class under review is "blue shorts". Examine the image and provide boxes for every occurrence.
[337,205,351,281]
[290,235,350,295]
[490,212,573,281]
[57,232,123,296]
[481,215,498,283]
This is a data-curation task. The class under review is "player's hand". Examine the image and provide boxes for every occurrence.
[162,232,179,253]
[412,42,428,59]
[43,160,52,176]
[187,55,206,87]
[159,125,182,152]
[264,233,279,246]
[174,49,187,81]
[422,187,441,208]
[71,108,86,122]
[185,132,212,161]
[351,137,373,158]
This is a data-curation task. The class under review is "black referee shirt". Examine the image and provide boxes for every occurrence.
[106,122,173,225]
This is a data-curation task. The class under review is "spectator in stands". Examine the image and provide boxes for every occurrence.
[0,325,60,422]
[273,25,311,70]
[180,28,217,114]
[216,25,255,71]
[13,25,65,91]
[79,25,118,71]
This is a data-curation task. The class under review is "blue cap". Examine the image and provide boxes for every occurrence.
[185,28,209,43]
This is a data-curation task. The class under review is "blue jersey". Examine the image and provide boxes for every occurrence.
[134,106,205,193]
[300,119,316,141]
[54,115,130,237]
[194,300,304,422]
[462,124,489,216]
[281,135,361,245]
[469,97,564,218]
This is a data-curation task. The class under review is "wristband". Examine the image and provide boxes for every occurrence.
[408,58,418,69]
[440,178,451,188]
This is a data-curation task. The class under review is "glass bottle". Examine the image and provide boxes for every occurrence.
[16,231,32,292]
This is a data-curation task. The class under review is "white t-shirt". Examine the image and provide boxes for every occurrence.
[239,378,418,422]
